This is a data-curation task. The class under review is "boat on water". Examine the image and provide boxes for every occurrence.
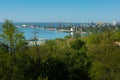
[21,24,28,27]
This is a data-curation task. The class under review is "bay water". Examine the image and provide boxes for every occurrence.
[19,27,69,40]
[0,22,77,40]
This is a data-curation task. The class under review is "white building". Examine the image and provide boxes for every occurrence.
[112,21,117,26]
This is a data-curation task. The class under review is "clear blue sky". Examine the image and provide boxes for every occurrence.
[0,0,120,22]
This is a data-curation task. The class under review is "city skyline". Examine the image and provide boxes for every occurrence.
[0,0,120,22]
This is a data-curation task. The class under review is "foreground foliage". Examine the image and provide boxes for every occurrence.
[0,20,120,80]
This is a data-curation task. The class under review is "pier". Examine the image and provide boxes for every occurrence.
[26,38,48,46]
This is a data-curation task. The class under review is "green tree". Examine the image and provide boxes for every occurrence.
[85,32,120,80]
[0,19,27,80]
[38,38,91,80]
[89,43,120,80]
[41,57,67,80]
[70,39,85,50]
[67,39,91,80]
[0,19,26,54]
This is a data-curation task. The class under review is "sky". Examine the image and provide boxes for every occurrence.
[0,0,120,22]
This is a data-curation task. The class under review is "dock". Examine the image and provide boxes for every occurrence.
[26,38,48,46]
